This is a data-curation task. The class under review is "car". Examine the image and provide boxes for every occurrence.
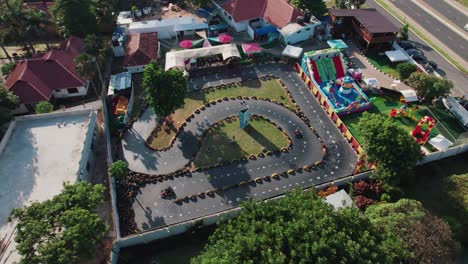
[412,54,428,64]
[406,49,423,57]
[427,61,438,69]
[398,41,415,50]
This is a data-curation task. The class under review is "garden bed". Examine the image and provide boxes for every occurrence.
[147,78,296,150]
[193,116,289,168]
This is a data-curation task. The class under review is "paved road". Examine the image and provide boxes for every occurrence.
[391,0,467,62]
[124,64,357,231]
[367,0,468,96]
[423,0,467,30]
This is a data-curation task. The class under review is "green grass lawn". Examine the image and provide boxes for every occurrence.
[193,118,288,168]
[366,53,400,79]
[456,0,468,7]
[340,94,467,144]
[402,153,468,247]
[149,79,294,149]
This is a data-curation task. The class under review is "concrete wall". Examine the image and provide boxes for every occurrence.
[419,142,468,165]
[124,83,135,125]
[77,111,97,181]
[0,120,16,156]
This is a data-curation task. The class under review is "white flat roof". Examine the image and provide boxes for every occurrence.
[279,23,304,35]
[282,45,303,59]
[129,16,207,31]
[385,50,410,62]
[0,110,93,263]
[429,134,453,151]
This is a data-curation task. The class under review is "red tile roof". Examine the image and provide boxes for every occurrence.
[123,33,158,67]
[5,36,86,105]
[220,0,303,27]
[22,1,55,16]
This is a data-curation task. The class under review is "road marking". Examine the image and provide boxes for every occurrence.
[448,36,454,40]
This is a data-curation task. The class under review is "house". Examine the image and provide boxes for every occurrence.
[330,9,398,51]
[128,16,208,39]
[5,36,89,113]
[123,32,160,73]
[211,0,321,44]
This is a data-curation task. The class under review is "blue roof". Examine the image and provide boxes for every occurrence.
[112,26,127,44]
[255,25,277,36]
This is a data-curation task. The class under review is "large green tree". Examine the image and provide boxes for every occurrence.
[357,113,422,186]
[407,72,453,100]
[34,101,54,114]
[290,0,328,19]
[366,199,460,264]
[75,53,99,96]
[335,0,366,9]
[192,190,409,264]
[9,182,109,264]
[50,0,98,37]
[0,84,20,125]
[144,61,187,119]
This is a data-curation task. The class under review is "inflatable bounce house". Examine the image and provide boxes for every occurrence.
[301,49,371,115]
[411,116,436,145]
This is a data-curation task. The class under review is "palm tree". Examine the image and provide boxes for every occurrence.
[0,28,13,62]
[24,9,53,50]
[75,53,99,97]
[1,0,36,53]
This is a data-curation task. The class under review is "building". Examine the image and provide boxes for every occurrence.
[330,9,398,51]
[5,36,89,113]
[123,32,160,73]
[0,109,98,263]
[128,16,208,39]
[211,0,320,44]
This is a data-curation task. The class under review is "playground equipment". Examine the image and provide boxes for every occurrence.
[300,49,371,115]
[411,116,436,144]
[389,105,418,122]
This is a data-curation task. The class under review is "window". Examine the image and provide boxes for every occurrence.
[67,88,79,94]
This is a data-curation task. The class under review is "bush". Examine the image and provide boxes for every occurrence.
[354,195,375,210]
[108,160,129,179]
[35,101,54,114]
[396,62,417,79]
[1,61,16,78]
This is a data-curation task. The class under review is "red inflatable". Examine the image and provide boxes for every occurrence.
[411,116,436,144]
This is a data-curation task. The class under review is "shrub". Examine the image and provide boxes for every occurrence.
[35,101,54,114]
[354,195,375,210]
[108,160,129,180]
[1,61,16,78]
[396,62,417,79]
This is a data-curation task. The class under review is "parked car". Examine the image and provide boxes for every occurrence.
[406,49,424,57]
[427,61,438,69]
[398,41,415,50]
[412,54,428,64]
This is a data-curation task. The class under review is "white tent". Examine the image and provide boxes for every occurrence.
[385,50,410,62]
[400,89,418,103]
[282,45,304,59]
[165,44,241,71]
[324,190,354,210]
[428,134,453,151]
[443,96,468,127]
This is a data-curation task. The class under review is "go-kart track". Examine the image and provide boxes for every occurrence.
[119,63,357,235]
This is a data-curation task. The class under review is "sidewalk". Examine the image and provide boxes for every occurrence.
[375,0,468,71]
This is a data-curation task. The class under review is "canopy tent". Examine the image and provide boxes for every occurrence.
[165,43,241,71]
[196,30,207,39]
[327,39,348,49]
[281,45,303,59]
[108,72,132,96]
[218,34,233,43]
[242,43,261,54]
[428,134,453,151]
[191,39,205,47]
[400,89,418,103]
[202,39,212,48]
[179,40,192,49]
[385,50,410,62]
[443,96,468,127]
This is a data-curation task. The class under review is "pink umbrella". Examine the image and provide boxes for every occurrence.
[242,43,261,54]
[202,39,212,48]
[179,40,192,49]
[218,34,233,43]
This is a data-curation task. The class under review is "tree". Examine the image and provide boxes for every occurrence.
[407,72,453,100]
[75,53,99,96]
[0,84,19,125]
[1,61,16,78]
[51,0,98,37]
[144,61,187,119]
[335,0,366,9]
[35,101,54,114]
[396,62,417,79]
[90,0,115,32]
[192,190,410,264]
[108,160,129,180]
[357,113,422,186]
[24,9,53,50]
[9,182,108,264]
[290,0,328,19]
[0,0,36,53]
[399,22,410,40]
[366,199,460,264]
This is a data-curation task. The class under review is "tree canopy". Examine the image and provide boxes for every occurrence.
[407,72,453,100]
[144,61,187,118]
[0,84,20,125]
[108,160,129,180]
[192,190,409,264]
[357,113,422,186]
[290,0,328,19]
[9,182,109,264]
[335,0,367,9]
[51,0,98,37]
[35,101,54,114]
[366,199,459,264]
[396,62,417,79]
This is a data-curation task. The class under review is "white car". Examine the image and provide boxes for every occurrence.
[465,23,468,31]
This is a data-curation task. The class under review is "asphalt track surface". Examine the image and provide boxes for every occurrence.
[422,0,467,30]
[121,64,357,231]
